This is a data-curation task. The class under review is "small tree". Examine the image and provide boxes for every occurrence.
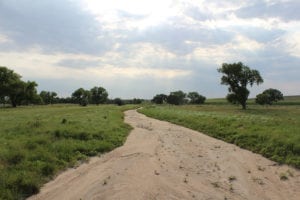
[256,88,284,105]
[187,92,206,104]
[218,62,263,109]
[90,86,108,105]
[152,94,167,104]
[167,90,186,105]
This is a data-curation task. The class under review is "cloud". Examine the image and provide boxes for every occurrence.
[0,0,110,54]
[235,1,300,21]
[280,32,300,57]
[0,0,299,98]
[57,58,101,69]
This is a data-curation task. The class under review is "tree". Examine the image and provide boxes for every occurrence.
[256,88,284,105]
[132,98,143,104]
[0,66,39,107]
[187,92,206,104]
[167,90,186,105]
[40,91,57,104]
[218,62,263,109]
[113,98,124,106]
[152,94,167,104]
[90,86,108,105]
[22,81,41,105]
[1,66,21,107]
[72,88,90,106]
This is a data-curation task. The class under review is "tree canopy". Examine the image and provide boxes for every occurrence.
[218,62,263,109]
[256,88,284,105]
[187,92,206,104]
[40,91,58,104]
[166,90,187,105]
[72,88,91,106]
[90,86,108,105]
[151,94,168,104]
[151,91,206,105]
[0,66,39,107]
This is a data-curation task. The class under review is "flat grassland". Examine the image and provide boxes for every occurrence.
[0,105,136,200]
[140,103,300,169]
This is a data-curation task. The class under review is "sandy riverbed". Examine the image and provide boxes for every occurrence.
[28,109,300,200]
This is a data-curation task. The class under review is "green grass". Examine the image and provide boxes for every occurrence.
[0,104,137,200]
[206,95,300,105]
[139,104,300,169]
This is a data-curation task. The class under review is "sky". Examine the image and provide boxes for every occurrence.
[0,0,299,99]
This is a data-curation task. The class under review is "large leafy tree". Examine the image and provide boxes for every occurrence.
[218,62,263,109]
[22,81,41,105]
[72,88,91,106]
[167,90,186,105]
[90,86,108,105]
[113,97,124,106]
[151,94,167,104]
[40,91,58,104]
[256,88,284,105]
[187,92,206,104]
[0,66,21,102]
[0,66,39,107]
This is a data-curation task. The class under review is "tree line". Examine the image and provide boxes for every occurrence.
[0,66,143,107]
[152,91,206,105]
[1,63,284,109]
[151,62,284,109]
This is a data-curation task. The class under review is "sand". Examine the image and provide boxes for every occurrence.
[28,109,300,200]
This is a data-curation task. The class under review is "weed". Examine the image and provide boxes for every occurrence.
[252,177,264,185]
[184,178,188,183]
[279,172,288,181]
[257,165,265,171]
[211,182,220,188]
[103,179,107,185]
[28,118,42,128]
[6,151,25,165]
[61,118,67,124]
[228,175,237,182]
[287,169,294,177]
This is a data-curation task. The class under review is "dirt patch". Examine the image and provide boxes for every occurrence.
[28,109,300,200]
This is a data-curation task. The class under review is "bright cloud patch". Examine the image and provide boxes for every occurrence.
[282,32,300,57]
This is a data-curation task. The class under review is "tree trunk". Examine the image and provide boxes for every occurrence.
[12,101,17,107]
[241,102,246,109]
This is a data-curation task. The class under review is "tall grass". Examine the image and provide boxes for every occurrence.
[139,104,300,169]
[0,105,136,200]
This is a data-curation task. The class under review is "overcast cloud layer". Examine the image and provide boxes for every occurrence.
[0,0,299,98]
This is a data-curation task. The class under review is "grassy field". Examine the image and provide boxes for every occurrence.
[0,104,136,200]
[139,104,300,169]
[206,95,300,105]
